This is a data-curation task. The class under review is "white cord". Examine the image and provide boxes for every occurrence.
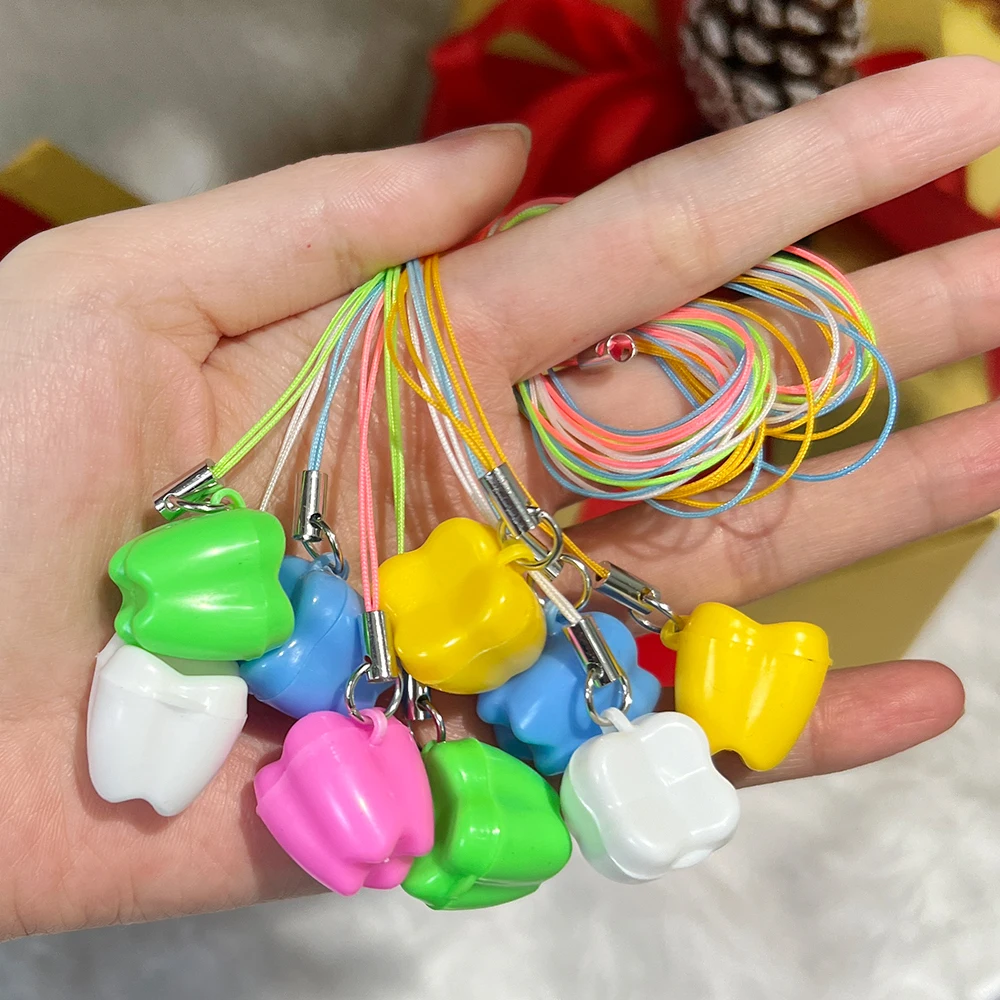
[529,568,582,625]
[259,356,331,511]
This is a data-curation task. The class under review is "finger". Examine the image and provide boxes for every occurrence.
[9,125,530,355]
[485,224,1000,527]
[849,229,1000,383]
[528,225,1000,446]
[713,660,965,787]
[752,227,1000,385]
[438,57,1000,380]
[570,400,1000,609]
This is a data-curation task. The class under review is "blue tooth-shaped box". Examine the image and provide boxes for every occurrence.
[477,611,662,776]
[240,556,388,718]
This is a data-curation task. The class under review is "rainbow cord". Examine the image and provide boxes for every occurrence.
[216,199,895,537]
[496,204,896,516]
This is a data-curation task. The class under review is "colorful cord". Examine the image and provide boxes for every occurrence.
[490,203,897,516]
[297,268,407,585]
[221,198,895,537]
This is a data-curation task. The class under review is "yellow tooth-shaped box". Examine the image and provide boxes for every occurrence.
[378,518,547,694]
[664,604,831,772]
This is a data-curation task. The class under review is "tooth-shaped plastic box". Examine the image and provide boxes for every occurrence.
[402,739,572,909]
[109,503,293,662]
[240,556,384,718]
[378,518,546,694]
[666,603,831,771]
[478,611,661,775]
[561,711,740,883]
[87,636,247,816]
[254,710,433,894]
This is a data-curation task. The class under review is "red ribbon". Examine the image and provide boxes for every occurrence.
[636,632,676,686]
[0,192,49,260]
[424,0,704,204]
[426,8,998,243]
[854,51,999,254]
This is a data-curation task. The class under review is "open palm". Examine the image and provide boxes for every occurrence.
[2,57,999,941]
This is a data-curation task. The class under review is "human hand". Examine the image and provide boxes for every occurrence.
[2,56,998,940]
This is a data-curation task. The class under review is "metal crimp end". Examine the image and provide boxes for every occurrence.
[153,462,219,521]
[404,673,431,723]
[565,615,626,688]
[564,614,633,727]
[293,470,329,544]
[403,672,446,743]
[595,562,679,633]
[479,463,542,538]
[479,464,564,572]
[293,470,346,575]
[345,611,403,721]
[362,610,398,684]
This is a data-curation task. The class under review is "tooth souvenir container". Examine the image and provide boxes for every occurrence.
[477,611,662,775]
[665,603,831,771]
[561,711,740,883]
[402,739,572,909]
[88,635,247,816]
[109,496,293,662]
[378,518,547,694]
[240,556,384,718]
[254,710,433,894]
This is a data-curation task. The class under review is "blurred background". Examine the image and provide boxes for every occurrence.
[0,0,449,200]
[2,0,1000,997]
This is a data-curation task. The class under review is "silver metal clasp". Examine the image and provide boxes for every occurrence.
[479,464,564,571]
[361,610,398,684]
[564,614,633,726]
[293,470,346,576]
[565,616,626,688]
[294,470,328,543]
[595,562,679,633]
[153,462,222,521]
[480,463,542,537]
[403,673,446,744]
[345,611,402,721]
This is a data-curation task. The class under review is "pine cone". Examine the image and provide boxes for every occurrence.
[680,0,863,131]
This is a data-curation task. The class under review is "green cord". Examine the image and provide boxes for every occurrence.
[383,266,406,554]
[213,274,384,479]
[211,266,407,557]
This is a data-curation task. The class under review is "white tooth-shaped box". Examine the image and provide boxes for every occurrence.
[560,710,740,883]
[88,636,248,816]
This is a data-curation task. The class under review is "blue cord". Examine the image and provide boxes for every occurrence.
[307,284,383,471]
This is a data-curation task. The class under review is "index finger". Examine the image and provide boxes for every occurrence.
[440,57,1000,381]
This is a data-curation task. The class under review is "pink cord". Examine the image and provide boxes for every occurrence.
[359,707,388,745]
[357,294,386,613]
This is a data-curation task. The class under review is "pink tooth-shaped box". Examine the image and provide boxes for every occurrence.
[254,710,433,894]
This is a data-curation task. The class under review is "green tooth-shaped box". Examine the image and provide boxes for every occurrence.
[109,504,293,662]
[403,739,572,910]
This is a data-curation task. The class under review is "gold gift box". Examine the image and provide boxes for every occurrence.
[0,139,141,225]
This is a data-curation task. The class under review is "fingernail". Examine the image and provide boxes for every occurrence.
[429,122,532,152]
